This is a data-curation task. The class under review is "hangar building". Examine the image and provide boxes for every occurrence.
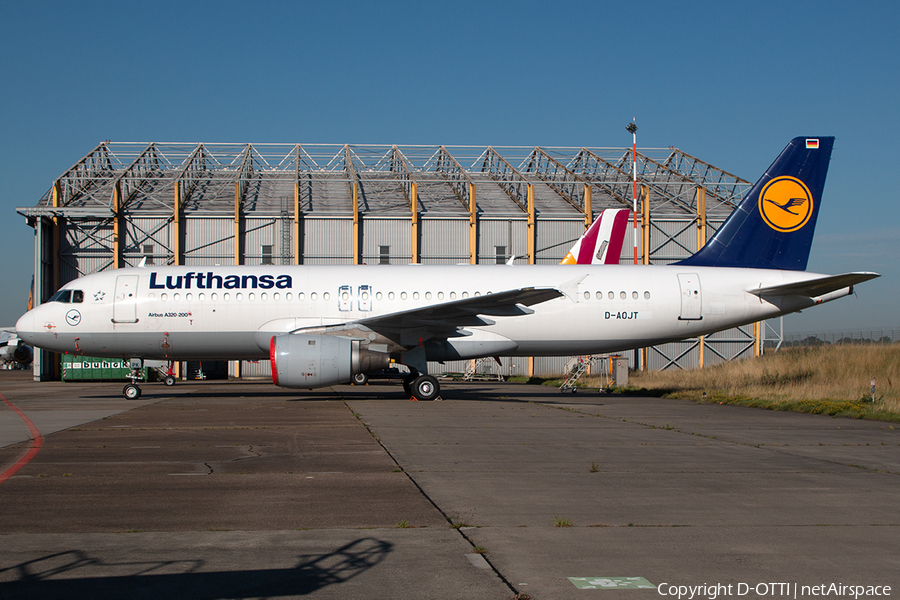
[18,141,778,381]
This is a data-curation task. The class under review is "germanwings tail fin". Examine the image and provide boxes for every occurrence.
[676,137,834,271]
[561,208,630,264]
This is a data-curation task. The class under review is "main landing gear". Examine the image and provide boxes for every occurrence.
[403,373,440,401]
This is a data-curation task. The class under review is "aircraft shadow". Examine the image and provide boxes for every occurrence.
[0,537,392,600]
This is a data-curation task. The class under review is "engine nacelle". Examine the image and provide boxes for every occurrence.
[269,334,390,389]
[0,341,32,365]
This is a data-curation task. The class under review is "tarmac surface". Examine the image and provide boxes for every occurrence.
[0,369,898,599]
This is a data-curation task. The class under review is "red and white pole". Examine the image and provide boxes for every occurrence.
[626,121,639,264]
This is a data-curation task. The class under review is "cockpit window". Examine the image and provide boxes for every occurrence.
[48,289,84,303]
[49,290,71,303]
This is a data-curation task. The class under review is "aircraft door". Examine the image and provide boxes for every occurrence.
[113,275,139,323]
[677,273,702,320]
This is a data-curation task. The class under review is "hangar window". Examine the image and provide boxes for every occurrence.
[261,245,273,265]
[379,246,390,265]
[143,244,155,265]
[495,245,507,264]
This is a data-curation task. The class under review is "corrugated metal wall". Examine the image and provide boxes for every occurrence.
[421,218,469,263]
[361,218,411,264]
[303,218,353,264]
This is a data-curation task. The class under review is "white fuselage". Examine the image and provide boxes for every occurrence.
[16,264,837,362]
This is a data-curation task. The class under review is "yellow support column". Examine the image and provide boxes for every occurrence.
[469,183,477,264]
[527,184,535,265]
[641,185,650,265]
[754,321,762,357]
[696,186,707,368]
[583,184,592,228]
[234,182,243,265]
[352,181,360,265]
[113,182,123,269]
[411,181,419,263]
[232,180,243,381]
[294,180,301,265]
[51,181,61,292]
[173,182,182,266]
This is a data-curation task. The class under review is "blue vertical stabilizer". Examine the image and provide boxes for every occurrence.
[677,137,834,271]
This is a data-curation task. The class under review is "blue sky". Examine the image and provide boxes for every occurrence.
[1,0,897,333]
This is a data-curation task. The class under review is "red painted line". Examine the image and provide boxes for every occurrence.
[0,391,44,485]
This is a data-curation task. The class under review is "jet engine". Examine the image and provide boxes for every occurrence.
[269,334,390,389]
[0,340,33,365]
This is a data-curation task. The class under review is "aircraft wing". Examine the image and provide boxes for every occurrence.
[358,287,563,342]
[293,287,564,348]
[749,272,880,298]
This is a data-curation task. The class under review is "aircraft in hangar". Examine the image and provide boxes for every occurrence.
[16,137,878,401]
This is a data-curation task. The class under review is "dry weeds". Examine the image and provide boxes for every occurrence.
[582,345,900,420]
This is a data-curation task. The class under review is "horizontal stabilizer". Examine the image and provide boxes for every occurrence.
[749,272,880,298]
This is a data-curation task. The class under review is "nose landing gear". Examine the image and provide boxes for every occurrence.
[123,358,145,399]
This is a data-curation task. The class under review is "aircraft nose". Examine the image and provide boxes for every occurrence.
[15,310,35,344]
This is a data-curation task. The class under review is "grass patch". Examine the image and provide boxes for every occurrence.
[552,516,573,527]
[579,345,900,422]
[395,520,412,528]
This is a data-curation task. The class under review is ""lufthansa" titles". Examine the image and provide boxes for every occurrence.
[149,272,292,290]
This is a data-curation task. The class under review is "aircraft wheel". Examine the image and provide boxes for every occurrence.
[124,384,142,400]
[411,375,440,401]
[353,372,369,385]
[164,375,176,387]
[402,374,416,397]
